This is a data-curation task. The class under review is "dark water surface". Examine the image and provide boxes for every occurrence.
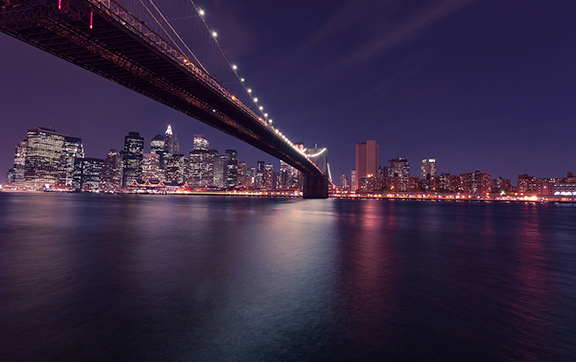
[1,193,576,361]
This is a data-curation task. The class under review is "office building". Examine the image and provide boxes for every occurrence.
[7,139,26,184]
[72,158,103,191]
[386,157,410,178]
[99,149,123,190]
[24,127,66,186]
[193,134,209,151]
[142,153,161,182]
[122,131,144,186]
[355,140,379,190]
[164,154,186,186]
[60,136,84,187]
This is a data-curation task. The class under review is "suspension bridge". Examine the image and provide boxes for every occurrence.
[0,0,329,197]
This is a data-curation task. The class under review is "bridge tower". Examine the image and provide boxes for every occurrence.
[302,146,330,198]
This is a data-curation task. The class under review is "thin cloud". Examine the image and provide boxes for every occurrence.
[300,0,477,69]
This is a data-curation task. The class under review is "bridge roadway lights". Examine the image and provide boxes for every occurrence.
[303,174,329,199]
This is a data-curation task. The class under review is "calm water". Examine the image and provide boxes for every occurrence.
[1,193,576,361]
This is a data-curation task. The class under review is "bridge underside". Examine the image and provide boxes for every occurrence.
[0,0,328,198]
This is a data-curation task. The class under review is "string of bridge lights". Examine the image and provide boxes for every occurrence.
[185,1,308,156]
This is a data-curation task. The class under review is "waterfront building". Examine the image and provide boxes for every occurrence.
[491,177,512,192]
[355,140,379,190]
[517,174,537,194]
[553,182,576,196]
[386,157,410,178]
[59,136,85,187]
[72,158,103,191]
[99,149,123,190]
[536,177,564,196]
[213,153,229,188]
[188,149,215,187]
[420,159,437,179]
[164,154,186,186]
[340,174,349,190]
[24,127,66,187]
[122,131,144,187]
[420,158,437,191]
[389,176,419,192]
[461,171,491,194]
[142,153,161,182]
[7,139,27,184]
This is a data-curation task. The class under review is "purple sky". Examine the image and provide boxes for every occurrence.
[2,0,576,182]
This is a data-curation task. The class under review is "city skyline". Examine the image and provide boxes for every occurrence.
[2,1,576,182]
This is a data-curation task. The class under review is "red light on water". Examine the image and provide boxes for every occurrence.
[90,12,93,29]
[58,0,61,10]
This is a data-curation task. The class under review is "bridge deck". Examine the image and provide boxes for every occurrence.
[0,0,324,179]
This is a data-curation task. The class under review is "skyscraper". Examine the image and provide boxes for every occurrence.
[150,134,165,154]
[142,153,161,182]
[421,159,437,180]
[164,124,174,155]
[24,127,65,186]
[188,143,215,187]
[386,157,410,178]
[122,131,144,187]
[60,136,84,187]
[7,139,26,184]
[213,153,230,188]
[193,134,209,151]
[100,149,123,190]
[264,164,277,189]
[225,149,238,189]
[72,158,103,191]
[355,140,379,190]
[164,154,186,186]
[420,158,437,191]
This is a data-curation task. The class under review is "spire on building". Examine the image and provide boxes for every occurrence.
[165,124,173,135]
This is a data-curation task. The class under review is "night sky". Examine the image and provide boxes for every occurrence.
[1,0,576,183]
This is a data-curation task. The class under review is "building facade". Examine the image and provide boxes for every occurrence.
[355,140,379,190]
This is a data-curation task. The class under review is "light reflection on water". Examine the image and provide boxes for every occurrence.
[1,194,576,361]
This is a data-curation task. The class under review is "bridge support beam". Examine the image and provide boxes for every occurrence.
[303,174,329,199]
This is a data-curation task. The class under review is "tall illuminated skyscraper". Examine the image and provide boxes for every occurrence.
[72,158,103,191]
[355,140,379,190]
[142,153,161,181]
[122,131,144,186]
[60,136,84,187]
[7,139,26,184]
[164,124,174,155]
[24,127,65,186]
[150,134,165,154]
